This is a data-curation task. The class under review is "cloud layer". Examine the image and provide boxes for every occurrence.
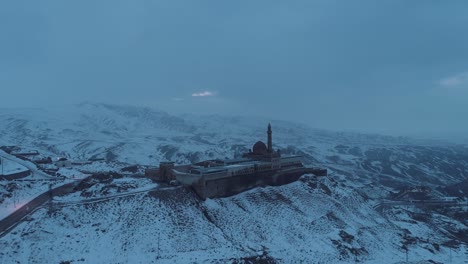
[439,72,468,89]
[192,91,215,97]
[1,1,468,139]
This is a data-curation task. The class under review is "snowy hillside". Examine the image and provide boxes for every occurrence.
[0,103,467,263]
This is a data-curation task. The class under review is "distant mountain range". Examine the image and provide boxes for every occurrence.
[0,103,466,263]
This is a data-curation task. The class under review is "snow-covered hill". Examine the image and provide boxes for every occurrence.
[0,103,467,263]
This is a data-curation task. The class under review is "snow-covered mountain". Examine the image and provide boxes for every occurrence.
[0,103,467,263]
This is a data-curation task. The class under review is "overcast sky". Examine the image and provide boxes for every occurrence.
[1,1,467,139]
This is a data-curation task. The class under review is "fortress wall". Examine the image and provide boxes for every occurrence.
[193,169,318,200]
[144,168,159,179]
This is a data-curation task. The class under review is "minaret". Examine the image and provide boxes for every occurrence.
[267,123,272,153]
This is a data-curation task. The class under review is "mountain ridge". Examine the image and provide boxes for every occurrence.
[0,103,466,263]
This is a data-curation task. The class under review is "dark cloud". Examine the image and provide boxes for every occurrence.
[1,0,467,139]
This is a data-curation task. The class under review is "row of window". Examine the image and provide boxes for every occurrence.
[232,167,255,176]
[281,160,301,166]
[195,159,301,177]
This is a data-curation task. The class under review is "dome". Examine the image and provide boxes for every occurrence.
[252,141,268,155]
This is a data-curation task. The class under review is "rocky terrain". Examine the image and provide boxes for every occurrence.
[0,103,467,263]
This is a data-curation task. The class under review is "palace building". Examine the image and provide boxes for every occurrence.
[145,123,327,199]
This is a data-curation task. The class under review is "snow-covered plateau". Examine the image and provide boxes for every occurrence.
[0,103,467,263]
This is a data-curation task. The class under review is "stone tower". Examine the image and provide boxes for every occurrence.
[267,123,272,153]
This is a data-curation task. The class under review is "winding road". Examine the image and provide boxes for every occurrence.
[51,185,177,208]
[0,180,81,238]
[0,179,173,238]
[0,150,59,180]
